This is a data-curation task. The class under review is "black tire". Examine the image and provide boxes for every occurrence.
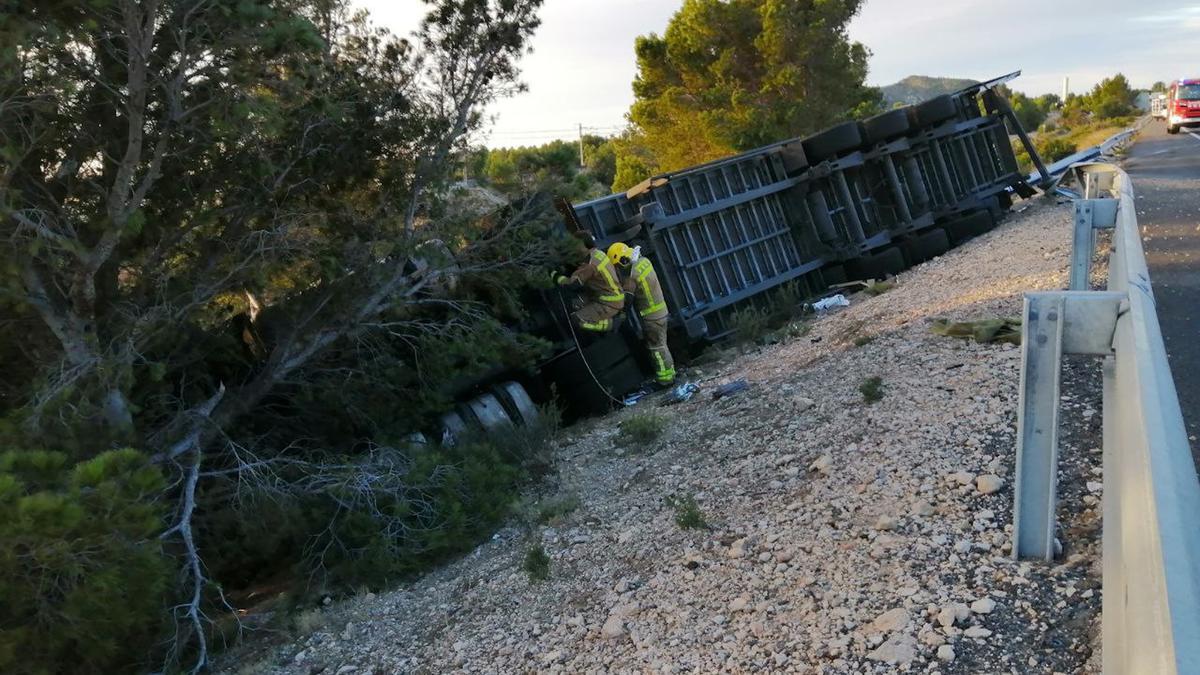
[802,121,865,163]
[1167,125,1180,135]
[862,108,913,145]
[944,211,993,245]
[900,228,950,265]
[912,95,958,128]
[876,246,908,276]
[820,263,848,287]
[778,140,808,174]
[846,246,905,281]
[491,381,539,427]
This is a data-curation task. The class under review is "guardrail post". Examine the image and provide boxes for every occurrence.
[1070,202,1096,291]
[1013,293,1066,561]
[1069,199,1118,291]
[1012,291,1123,561]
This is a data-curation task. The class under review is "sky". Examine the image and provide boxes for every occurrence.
[358,0,1200,147]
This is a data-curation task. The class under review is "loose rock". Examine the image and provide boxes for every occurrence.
[866,608,910,634]
[600,615,626,640]
[866,633,918,666]
[971,597,997,614]
[975,474,1005,494]
[810,454,833,475]
[937,644,956,662]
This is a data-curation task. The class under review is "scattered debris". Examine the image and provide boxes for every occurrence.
[711,379,750,401]
[810,294,850,312]
[863,279,895,296]
[930,317,1022,345]
[660,381,699,406]
[622,390,648,406]
[830,278,894,296]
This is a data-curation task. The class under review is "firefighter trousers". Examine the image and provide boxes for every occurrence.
[641,315,675,384]
[572,299,622,333]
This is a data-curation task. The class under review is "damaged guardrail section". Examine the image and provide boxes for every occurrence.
[1011,162,1200,673]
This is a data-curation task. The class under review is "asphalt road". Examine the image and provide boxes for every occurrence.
[1123,120,1200,456]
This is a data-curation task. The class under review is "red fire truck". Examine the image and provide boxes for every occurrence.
[1166,78,1200,134]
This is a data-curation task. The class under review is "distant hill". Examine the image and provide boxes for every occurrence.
[881,75,978,105]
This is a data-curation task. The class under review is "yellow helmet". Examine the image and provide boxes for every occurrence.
[606,242,634,266]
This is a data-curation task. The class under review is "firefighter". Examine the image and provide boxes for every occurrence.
[551,235,625,333]
[606,242,675,386]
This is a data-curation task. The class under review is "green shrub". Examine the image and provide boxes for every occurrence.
[665,493,708,530]
[1014,135,1077,174]
[859,376,884,403]
[768,281,808,324]
[853,335,876,347]
[1037,137,1077,163]
[201,405,562,595]
[616,413,667,448]
[730,281,813,348]
[307,437,525,588]
[730,305,772,348]
[0,448,171,674]
[522,544,550,582]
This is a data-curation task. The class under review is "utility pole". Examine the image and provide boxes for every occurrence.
[1062,76,1070,101]
[578,123,585,169]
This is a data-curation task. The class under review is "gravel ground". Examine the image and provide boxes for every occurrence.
[221,199,1104,675]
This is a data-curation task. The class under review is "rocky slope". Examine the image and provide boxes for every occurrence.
[221,198,1104,675]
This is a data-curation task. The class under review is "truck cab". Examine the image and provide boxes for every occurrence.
[1167,78,1200,134]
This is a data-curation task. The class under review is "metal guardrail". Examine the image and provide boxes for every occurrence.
[1024,117,1148,187]
[1011,162,1200,673]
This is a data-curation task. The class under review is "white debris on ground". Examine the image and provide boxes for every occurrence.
[221,199,1104,674]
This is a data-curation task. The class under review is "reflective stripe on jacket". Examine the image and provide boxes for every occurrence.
[569,248,625,307]
[622,257,668,320]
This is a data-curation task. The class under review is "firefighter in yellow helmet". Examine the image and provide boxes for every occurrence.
[552,235,625,333]
[607,242,675,386]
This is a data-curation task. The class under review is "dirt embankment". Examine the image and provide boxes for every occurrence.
[222,198,1103,675]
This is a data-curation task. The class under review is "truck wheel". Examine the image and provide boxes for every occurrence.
[945,211,993,245]
[820,264,848,287]
[912,95,958,127]
[846,246,905,281]
[900,228,951,265]
[862,108,913,145]
[493,381,540,427]
[778,140,809,175]
[1167,124,1180,135]
[802,121,865,163]
[465,392,514,431]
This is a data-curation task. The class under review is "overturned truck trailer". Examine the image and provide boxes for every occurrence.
[441,72,1046,432]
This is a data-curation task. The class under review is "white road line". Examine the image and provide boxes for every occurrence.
[1189,130,1200,143]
